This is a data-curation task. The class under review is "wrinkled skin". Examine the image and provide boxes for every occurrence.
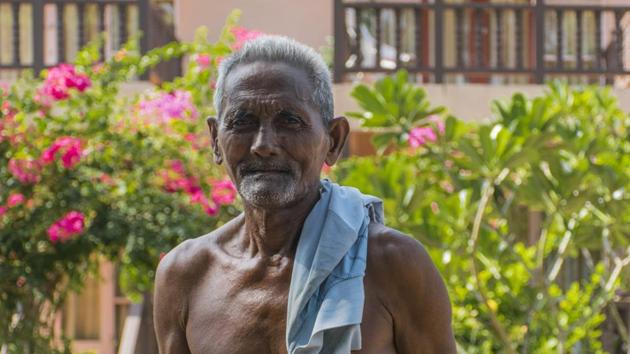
[154,61,456,353]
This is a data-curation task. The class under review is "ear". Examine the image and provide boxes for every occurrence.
[324,116,350,166]
[206,116,223,164]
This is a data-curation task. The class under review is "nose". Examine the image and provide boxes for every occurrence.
[250,124,279,158]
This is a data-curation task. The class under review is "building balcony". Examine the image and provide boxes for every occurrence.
[0,0,179,82]
[333,0,630,86]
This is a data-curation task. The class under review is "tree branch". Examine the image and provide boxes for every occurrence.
[469,179,516,354]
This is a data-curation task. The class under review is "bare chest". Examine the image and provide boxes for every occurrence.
[183,264,395,354]
[185,263,290,354]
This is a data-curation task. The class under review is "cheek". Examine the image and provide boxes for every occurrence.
[284,134,328,173]
[220,133,250,157]
[218,134,251,175]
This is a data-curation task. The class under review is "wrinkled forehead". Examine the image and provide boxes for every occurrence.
[222,61,316,112]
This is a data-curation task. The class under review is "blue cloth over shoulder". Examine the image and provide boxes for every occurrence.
[286,180,384,354]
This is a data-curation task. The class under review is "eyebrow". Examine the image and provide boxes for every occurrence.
[223,96,307,117]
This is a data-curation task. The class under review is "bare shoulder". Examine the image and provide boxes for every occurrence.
[366,223,456,353]
[153,233,215,326]
[156,215,243,289]
[154,215,243,320]
[366,223,438,287]
[153,216,244,353]
[156,236,210,291]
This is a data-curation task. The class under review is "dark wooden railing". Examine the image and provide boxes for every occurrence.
[333,0,630,84]
[0,0,180,81]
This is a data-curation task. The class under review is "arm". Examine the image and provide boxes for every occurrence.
[154,250,192,354]
[371,226,457,354]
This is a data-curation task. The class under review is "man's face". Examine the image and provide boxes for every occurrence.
[213,61,331,209]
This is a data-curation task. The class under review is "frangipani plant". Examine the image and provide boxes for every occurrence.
[337,78,630,353]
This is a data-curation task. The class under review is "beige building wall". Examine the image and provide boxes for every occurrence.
[174,0,333,50]
[333,82,630,124]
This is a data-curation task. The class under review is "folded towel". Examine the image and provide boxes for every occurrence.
[286,180,384,354]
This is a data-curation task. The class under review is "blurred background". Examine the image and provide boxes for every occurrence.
[0,0,629,353]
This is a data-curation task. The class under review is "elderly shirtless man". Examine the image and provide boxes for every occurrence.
[154,36,456,354]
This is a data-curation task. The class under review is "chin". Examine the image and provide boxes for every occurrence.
[239,178,296,209]
[239,175,318,209]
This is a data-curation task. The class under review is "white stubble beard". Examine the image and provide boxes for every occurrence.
[238,174,300,209]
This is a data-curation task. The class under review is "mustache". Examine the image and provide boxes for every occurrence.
[237,159,296,175]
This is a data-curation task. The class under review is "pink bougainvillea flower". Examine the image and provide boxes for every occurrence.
[408,127,437,148]
[137,90,198,124]
[184,133,197,146]
[169,160,186,175]
[211,179,236,206]
[204,203,219,216]
[189,190,207,204]
[8,158,41,184]
[158,160,221,216]
[183,177,202,195]
[408,117,444,148]
[161,161,200,194]
[60,143,82,168]
[0,206,7,217]
[47,224,62,242]
[160,160,200,193]
[7,193,25,207]
[188,190,218,216]
[160,171,186,193]
[195,54,211,69]
[41,136,83,168]
[41,144,63,164]
[427,115,445,134]
[67,74,90,92]
[38,64,91,103]
[231,26,264,50]
[59,211,85,233]
[47,211,85,243]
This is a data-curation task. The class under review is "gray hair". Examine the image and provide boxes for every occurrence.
[213,35,333,125]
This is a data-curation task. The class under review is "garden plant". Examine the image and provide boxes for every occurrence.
[0,11,257,354]
[336,70,630,353]
[1,11,629,353]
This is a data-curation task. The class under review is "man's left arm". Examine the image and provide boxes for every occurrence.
[372,229,457,353]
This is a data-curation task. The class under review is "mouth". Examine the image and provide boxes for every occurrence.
[243,169,290,176]
[241,167,292,177]
[238,159,295,180]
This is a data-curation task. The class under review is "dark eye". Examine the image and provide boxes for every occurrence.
[230,111,256,128]
[278,110,302,125]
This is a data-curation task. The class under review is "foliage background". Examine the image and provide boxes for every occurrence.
[0,12,629,354]
[334,70,630,353]
[0,12,248,353]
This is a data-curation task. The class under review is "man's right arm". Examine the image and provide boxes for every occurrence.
[154,249,192,354]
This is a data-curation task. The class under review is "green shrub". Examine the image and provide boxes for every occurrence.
[336,75,630,353]
[0,11,251,353]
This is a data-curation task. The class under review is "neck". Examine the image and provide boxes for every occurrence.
[241,185,320,259]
